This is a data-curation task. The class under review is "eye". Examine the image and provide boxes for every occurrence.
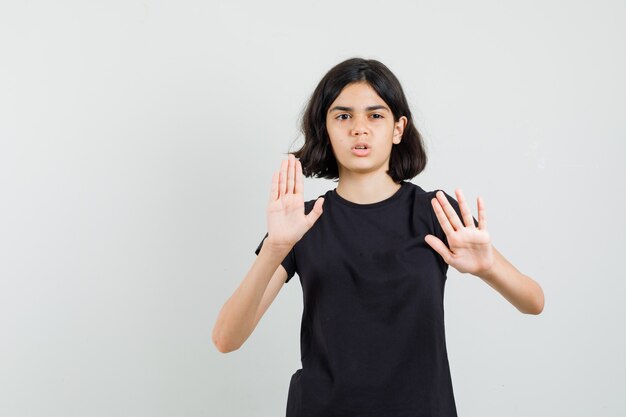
[370,113,383,119]
[336,114,351,120]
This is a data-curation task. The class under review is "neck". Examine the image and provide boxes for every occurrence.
[335,171,402,204]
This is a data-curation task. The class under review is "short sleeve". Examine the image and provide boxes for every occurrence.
[254,233,297,283]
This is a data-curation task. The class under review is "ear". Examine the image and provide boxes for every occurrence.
[393,116,408,145]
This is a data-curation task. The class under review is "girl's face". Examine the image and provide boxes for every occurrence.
[325,81,407,181]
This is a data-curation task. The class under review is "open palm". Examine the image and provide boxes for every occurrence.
[265,154,324,250]
[425,189,494,275]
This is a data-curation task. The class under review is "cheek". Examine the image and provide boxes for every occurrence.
[326,121,341,134]
[381,124,399,140]
[326,125,344,145]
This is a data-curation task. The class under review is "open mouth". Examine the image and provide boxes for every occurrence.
[351,144,370,156]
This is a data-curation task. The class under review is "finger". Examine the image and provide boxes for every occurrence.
[424,234,451,264]
[436,191,463,230]
[270,171,279,202]
[431,197,455,237]
[305,197,324,227]
[455,188,476,229]
[294,159,303,195]
[477,196,488,231]
[287,154,295,194]
[279,158,288,197]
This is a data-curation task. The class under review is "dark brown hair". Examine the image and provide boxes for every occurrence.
[292,57,427,182]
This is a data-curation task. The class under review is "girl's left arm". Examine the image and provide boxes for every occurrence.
[425,189,544,315]
[474,245,544,315]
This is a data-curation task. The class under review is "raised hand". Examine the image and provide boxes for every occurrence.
[265,154,324,250]
[424,189,494,275]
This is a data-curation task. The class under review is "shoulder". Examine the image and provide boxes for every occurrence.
[402,181,441,200]
[303,190,333,215]
[403,183,463,220]
[406,182,457,202]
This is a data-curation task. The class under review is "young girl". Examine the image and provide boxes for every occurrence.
[212,58,544,417]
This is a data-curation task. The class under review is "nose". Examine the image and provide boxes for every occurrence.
[350,116,368,136]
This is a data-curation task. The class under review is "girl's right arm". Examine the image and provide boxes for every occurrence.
[211,241,291,353]
[211,154,324,353]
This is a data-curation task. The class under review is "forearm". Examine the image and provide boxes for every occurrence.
[212,241,291,353]
[474,246,545,315]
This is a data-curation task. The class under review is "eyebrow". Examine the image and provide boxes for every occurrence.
[328,105,390,113]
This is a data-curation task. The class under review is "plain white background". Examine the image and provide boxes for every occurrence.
[1,1,624,416]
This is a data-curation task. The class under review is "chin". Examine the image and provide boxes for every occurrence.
[340,162,387,176]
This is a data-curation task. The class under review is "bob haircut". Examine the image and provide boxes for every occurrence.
[293,57,427,183]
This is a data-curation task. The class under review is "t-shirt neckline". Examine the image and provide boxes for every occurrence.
[330,181,408,209]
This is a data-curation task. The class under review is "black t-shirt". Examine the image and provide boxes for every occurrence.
[255,181,475,417]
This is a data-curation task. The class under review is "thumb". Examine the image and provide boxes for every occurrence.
[305,197,324,227]
[424,234,450,262]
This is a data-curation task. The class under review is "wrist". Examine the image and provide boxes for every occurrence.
[474,254,498,282]
[262,236,294,255]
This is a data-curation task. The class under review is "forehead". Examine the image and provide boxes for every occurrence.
[329,82,387,108]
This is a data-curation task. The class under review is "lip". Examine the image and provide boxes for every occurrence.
[351,146,370,157]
